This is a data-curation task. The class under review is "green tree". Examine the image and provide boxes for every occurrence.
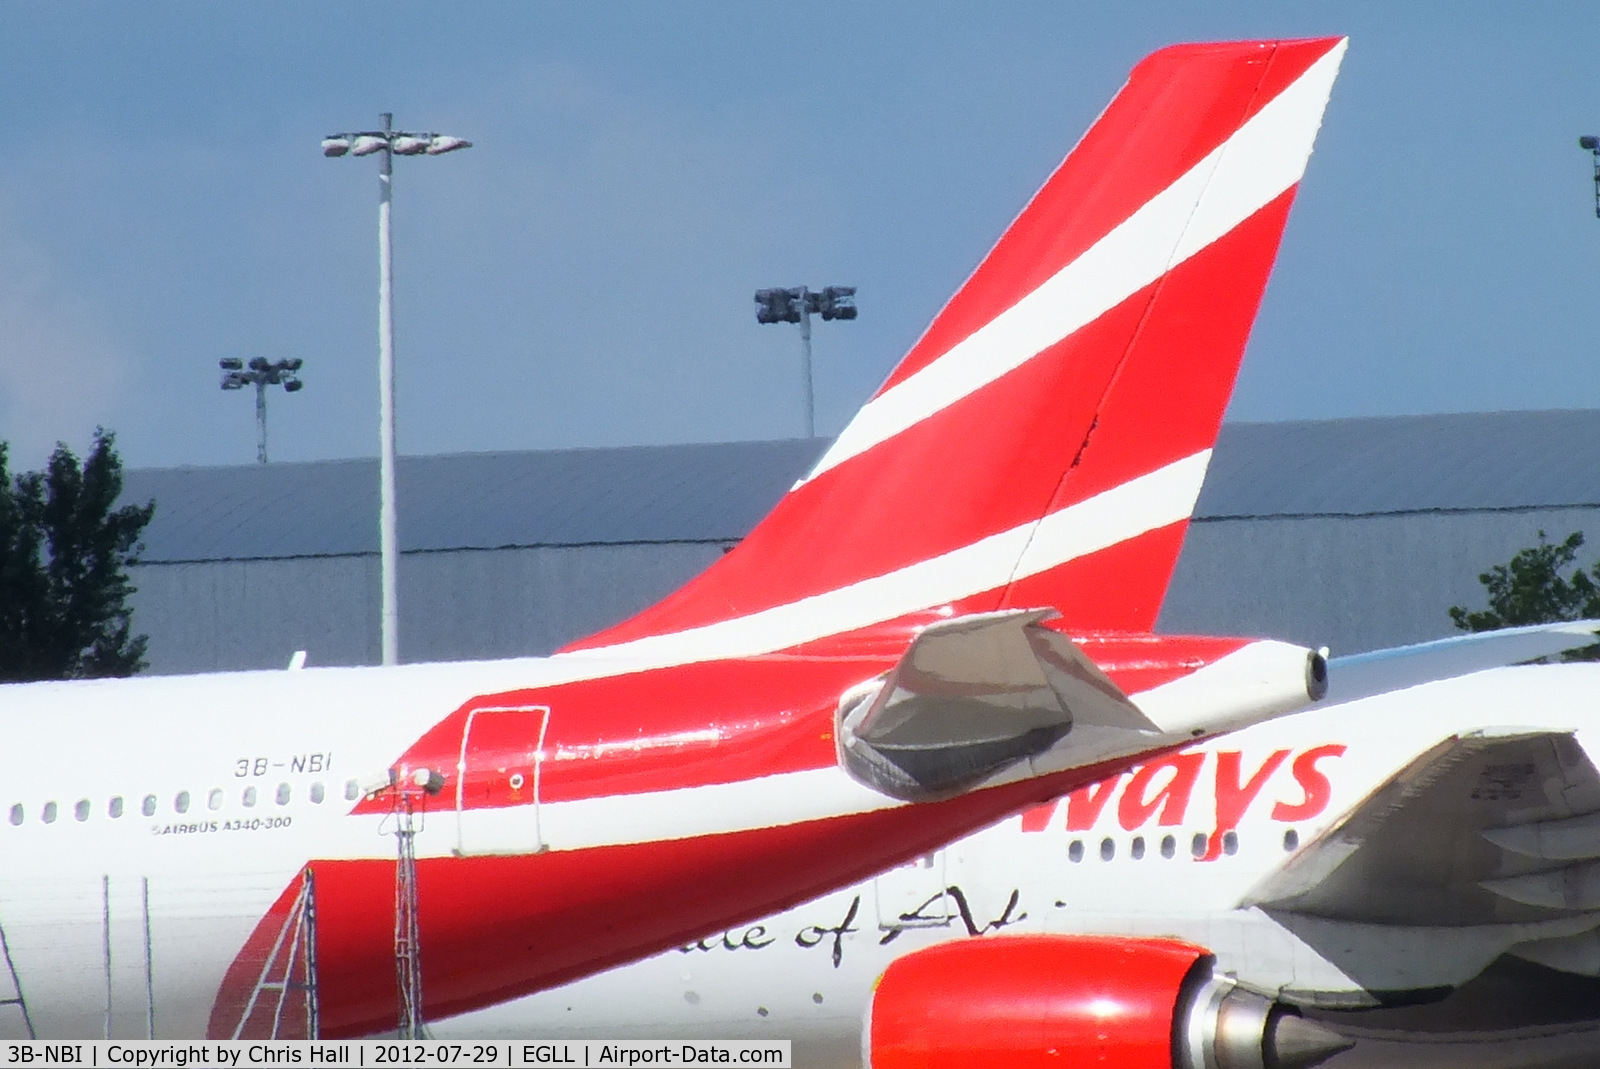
[0,430,155,681]
[1449,531,1600,657]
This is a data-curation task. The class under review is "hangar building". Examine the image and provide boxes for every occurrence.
[118,410,1600,675]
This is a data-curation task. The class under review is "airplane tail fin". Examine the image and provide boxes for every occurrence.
[568,37,1346,658]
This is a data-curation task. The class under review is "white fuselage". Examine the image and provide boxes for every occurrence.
[0,625,1307,1040]
[433,664,1600,1063]
[0,655,589,1040]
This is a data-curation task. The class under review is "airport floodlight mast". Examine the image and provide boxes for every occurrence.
[219,357,304,464]
[754,286,857,438]
[1580,136,1600,218]
[322,114,471,667]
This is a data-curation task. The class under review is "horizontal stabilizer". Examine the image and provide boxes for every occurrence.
[836,609,1157,801]
[1325,621,1600,705]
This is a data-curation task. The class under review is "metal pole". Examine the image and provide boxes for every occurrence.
[377,112,400,666]
[1591,146,1600,219]
[255,380,268,464]
[798,290,815,439]
[102,874,112,1040]
[142,877,154,1039]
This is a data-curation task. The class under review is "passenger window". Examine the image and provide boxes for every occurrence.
[1223,830,1239,856]
[74,800,89,822]
[242,786,257,808]
[276,783,290,806]
[310,782,325,804]
[175,791,190,814]
[1067,839,1084,863]
[109,796,124,818]
[42,802,57,824]
[8,805,21,826]
[1099,837,1114,861]
[142,795,157,817]
[1160,834,1176,859]
[1283,828,1299,852]
[1191,832,1208,858]
[1130,836,1145,860]
[344,779,360,801]
[208,789,223,811]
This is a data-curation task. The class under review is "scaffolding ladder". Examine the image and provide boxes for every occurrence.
[232,867,320,1039]
[393,779,425,1040]
[0,909,34,1039]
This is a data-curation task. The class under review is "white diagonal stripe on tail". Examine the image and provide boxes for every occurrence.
[570,450,1211,670]
[803,41,1345,486]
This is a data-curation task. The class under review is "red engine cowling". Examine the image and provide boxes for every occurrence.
[864,934,1353,1069]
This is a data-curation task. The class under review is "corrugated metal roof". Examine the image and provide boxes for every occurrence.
[1198,410,1600,518]
[119,411,1600,563]
[122,438,827,563]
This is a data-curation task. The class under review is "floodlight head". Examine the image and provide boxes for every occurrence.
[755,287,802,325]
[392,136,430,156]
[819,285,858,321]
[248,356,270,372]
[1583,136,1600,151]
[412,768,447,795]
[283,379,304,393]
[426,135,471,155]
[220,373,246,390]
[349,135,388,156]
[321,136,352,157]
[219,357,243,371]
[284,358,304,372]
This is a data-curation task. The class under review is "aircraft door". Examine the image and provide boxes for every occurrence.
[454,705,550,856]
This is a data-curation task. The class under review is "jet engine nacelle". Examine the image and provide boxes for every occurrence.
[863,934,1353,1069]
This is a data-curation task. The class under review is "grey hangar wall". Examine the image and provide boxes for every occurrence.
[118,411,1600,675]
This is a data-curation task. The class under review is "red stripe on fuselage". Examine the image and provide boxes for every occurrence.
[353,655,872,815]
[365,627,1246,813]
[211,753,1179,1039]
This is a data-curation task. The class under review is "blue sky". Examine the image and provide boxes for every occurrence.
[1,4,1597,469]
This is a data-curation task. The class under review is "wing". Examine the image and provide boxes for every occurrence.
[1324,622,1600,705]
[1244,729,1600,926]
[1239,728,1600,997]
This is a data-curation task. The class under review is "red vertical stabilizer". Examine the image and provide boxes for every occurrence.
[566,37,1346,658]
